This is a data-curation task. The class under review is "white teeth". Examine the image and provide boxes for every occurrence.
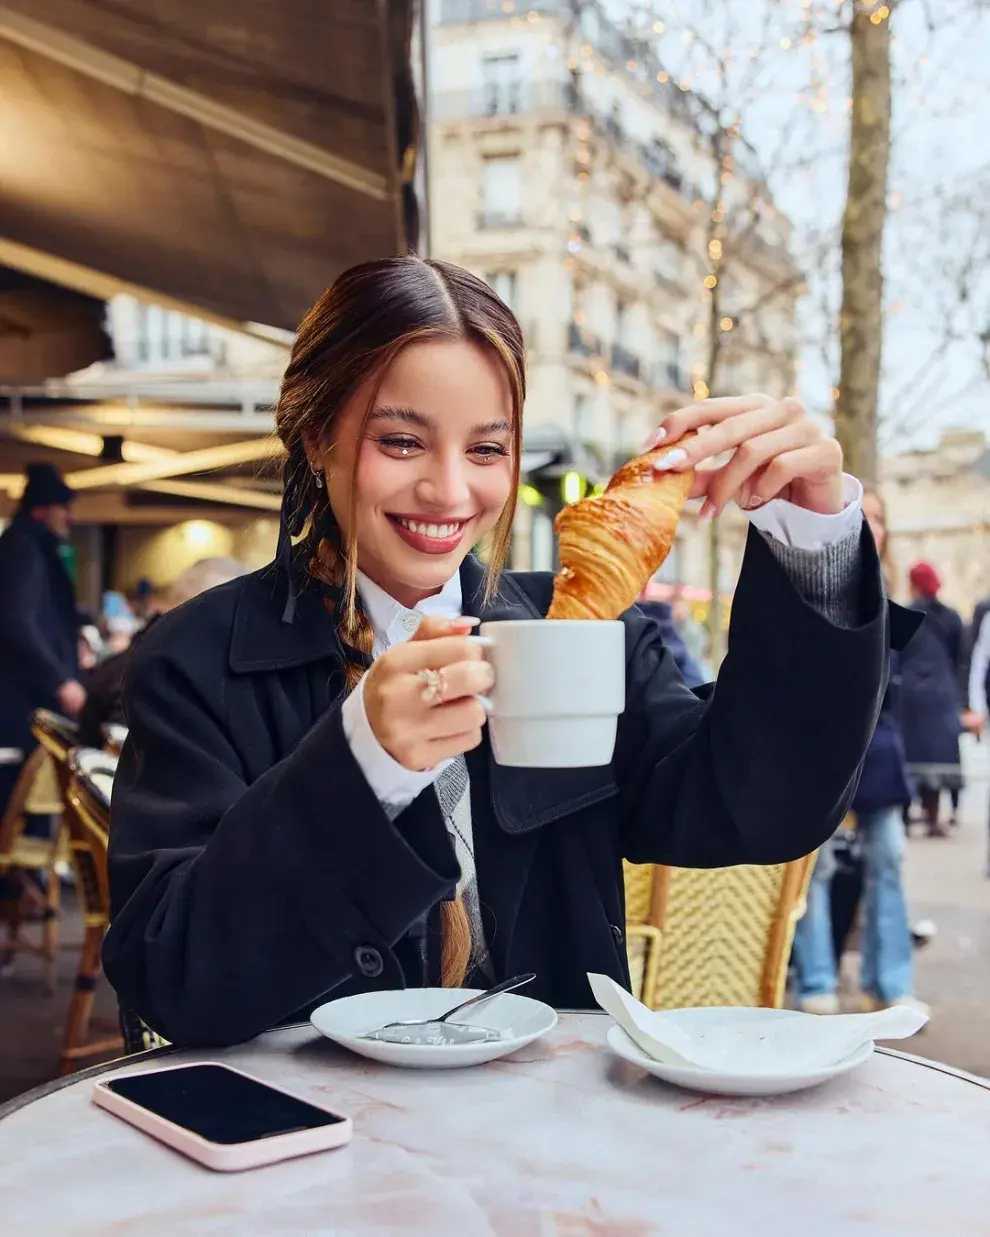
[397,518,463,539]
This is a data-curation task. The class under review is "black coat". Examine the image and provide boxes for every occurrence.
[851,653,915,813]
[898,597,964,770]
[0,513,79,751]
[105,526,915,1047]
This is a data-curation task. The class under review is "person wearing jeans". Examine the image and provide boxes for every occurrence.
[793,807,915,1011]
[792,488,927,1016]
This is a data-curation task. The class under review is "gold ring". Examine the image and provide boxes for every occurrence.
[418,667,446,704]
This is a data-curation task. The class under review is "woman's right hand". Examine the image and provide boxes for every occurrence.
[362,616,494,771]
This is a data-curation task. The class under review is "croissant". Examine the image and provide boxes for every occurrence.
[546,434,695,621]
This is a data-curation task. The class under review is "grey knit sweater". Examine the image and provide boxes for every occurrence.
[757,520,863,628]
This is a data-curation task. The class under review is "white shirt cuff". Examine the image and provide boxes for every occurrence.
[340,675,443,810]
[746,474,863,551]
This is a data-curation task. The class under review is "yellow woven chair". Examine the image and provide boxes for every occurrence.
[623,853,817,1010]
[0,745,66,991]
[623,860,663,1006]
[30,709,78,803]
[59,750,125,1074]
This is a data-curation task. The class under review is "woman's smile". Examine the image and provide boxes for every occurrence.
[386,513,475,555]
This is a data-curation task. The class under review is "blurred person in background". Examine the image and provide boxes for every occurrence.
[0,463,84,818]
[899,561,965,837]
[635,592,707,688]
[672,590,714,682]
[965,602,989,875]
[792,489,925,1016]
[77,557,248,748]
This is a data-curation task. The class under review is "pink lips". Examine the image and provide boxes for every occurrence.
[387,515,471,556]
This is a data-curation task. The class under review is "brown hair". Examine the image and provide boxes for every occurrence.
[274,255,526,986]
[863,487,895,594]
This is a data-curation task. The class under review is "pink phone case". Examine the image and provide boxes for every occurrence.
[92,1061,353,1172]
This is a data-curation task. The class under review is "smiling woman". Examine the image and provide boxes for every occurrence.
[104,255,918,1049]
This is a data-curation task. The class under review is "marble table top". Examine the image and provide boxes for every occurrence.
[1,1013,988,1236]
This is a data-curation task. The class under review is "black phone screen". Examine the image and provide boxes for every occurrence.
[103,1064,346,1145]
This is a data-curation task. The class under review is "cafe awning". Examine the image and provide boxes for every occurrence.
[0,0,418,337]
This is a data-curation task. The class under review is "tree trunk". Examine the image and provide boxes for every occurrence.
[834,1,893,486]
[705,265,725,664]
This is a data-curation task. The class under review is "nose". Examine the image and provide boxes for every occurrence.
[415,449,472,512]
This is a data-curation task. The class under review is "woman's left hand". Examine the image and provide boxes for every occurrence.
[647,394,845,520]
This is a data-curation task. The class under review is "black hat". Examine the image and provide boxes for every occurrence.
[19,462,75,511]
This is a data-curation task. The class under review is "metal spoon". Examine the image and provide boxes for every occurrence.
[360,973,537,1045]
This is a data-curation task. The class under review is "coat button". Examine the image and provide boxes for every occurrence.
[610,924,625,947]
[354,945,384,978]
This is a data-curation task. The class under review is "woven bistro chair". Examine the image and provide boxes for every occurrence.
[623,861,664,1007]
[623,853,817,1010]
[30,709,79,803]
[59,748,125,1074]
[0,745,66,991]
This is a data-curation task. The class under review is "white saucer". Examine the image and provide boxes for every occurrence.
[606,1021,874,1097]
[310,988,558,1069]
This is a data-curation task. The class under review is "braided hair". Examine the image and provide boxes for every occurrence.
[273,256,525,985]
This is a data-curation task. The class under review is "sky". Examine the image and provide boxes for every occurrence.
[612,0,990,451]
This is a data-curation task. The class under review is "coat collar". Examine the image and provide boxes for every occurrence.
[228,554,542,673]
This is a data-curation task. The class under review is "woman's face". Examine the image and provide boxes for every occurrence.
[321,339,515,609]
[863,491,886,556]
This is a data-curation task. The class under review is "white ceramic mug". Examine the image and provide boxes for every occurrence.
[474,620,626,768]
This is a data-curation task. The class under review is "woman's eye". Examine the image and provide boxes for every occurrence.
[471,443,510,461]
[379,435,422,455]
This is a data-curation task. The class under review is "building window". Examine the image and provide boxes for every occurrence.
[573,392,591,441]
[656,329,683,389]
[134,303,149,363]
[486,270,517,310]
[615,299,629,346]
[181,316,210,358]
[481,156,522,228]
[481,53,521,116]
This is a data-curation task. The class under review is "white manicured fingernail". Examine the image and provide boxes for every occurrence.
[653,448,688,471]
[644,426,667,449]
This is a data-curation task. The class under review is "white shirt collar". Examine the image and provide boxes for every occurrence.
[356,569,464,655]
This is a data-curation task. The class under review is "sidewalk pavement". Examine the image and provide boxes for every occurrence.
[894,735,990,1078]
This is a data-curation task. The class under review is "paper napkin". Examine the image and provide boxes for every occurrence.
[588,973,928,1076]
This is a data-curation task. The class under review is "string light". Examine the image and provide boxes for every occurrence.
[704,274,718,289]
[720,317,734,331]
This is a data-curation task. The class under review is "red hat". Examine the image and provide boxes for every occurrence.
[909,561,941,597]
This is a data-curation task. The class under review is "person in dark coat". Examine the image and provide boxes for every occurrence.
[104,256,918,1048]
[76,557,248,748]
[634,599,707,688]
[898,561,965,836]
[0,463,84,816]
[792,489,925,1015]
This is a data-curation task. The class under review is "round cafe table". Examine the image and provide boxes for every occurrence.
[1,1013,988,1236]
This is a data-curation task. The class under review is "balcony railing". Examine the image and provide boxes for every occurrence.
[568,322,603,358]
[611,343,641,381]
[477,209,524,230]
[434,81,698,205]
[440,0,562,21]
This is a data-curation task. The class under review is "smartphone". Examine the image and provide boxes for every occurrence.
[92,1062,353,1172]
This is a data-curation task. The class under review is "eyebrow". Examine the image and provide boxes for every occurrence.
[370,404,513,437]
